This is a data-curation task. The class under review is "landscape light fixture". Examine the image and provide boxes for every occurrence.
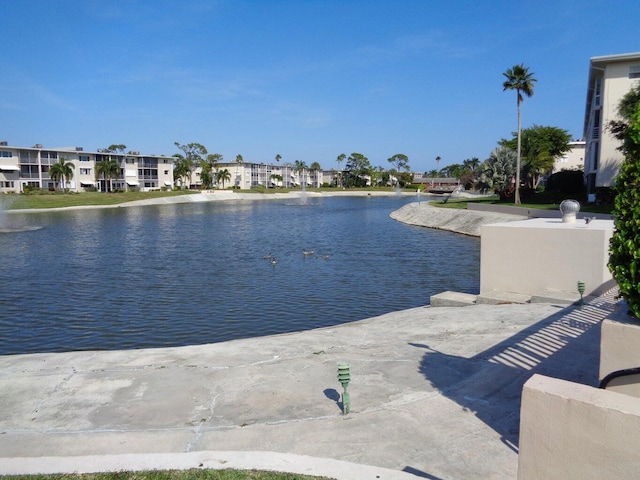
[577,281,586,307]
[337,362,351,414]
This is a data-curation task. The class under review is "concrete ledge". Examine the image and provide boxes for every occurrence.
[600,303,640,397]
[429,291,477,307]
[480,218,614,297]
[518,374,640,479]
[530,290,581,305]
[476,291,531,305]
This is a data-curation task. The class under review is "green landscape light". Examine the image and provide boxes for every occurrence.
[577,281,586,307]
[337,362,351,414]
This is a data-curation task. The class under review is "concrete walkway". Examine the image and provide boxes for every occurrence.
[0,290,618,479]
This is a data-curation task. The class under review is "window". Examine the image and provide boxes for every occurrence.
[593,77,602,107]
[80,168,91,175]
[164,170,169,175]
[79,155,90,162]
[0,181,14,188]
[630,66,640,79]
[0,151,12,157]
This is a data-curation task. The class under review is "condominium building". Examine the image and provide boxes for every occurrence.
[192,161,325,190]
[583,52,640,199]
[0,143,175,193]
[555,140,585,172]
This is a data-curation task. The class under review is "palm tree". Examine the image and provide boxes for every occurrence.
[293,160,308,188]
[503,63,537,204]
[217,168,231,189]
[432,156,441,187]
[309,161,322,188]
[172,155,193,190]
[234,154,244,189]
[200,153,222,190]
[95,157,120,192]
[476,147,517,198]
[49,157,74,191]
[270,173,283,188]
[336,154,346,188]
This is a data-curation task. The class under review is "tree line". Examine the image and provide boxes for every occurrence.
[47,63,572,198]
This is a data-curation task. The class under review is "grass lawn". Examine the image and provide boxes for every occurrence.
[431,194,613,215]
[2,191,197,210]
[0,469,334,480]
[1,187,406,209]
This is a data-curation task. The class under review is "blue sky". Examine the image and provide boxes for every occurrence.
[1,0,638,172]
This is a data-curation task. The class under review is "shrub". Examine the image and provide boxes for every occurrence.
[595,187,616,206]
[546,170,585,195]
[609,104,640,318]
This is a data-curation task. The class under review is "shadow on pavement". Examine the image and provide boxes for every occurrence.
[402,465,445,479]
[412,291,618,452]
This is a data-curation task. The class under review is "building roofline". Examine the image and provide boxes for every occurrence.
[584,52,640,137]
[0,144,173,159]
[590,52,640,65]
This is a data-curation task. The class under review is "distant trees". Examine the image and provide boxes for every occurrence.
[95,157,120,192]
[500,125,571,189]
[234,154,244,188]
[293,160,308,188]
[344,153,371,187]
[387,153,412,186]
[503,63,537,204]
[49,157,74,191]
[270,173,283,187]
[217,169,231,189]
[173,142,207,190]
[200,153,222,190]
[95,144,127,192]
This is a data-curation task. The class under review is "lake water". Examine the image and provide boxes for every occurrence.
[0,195,480,355]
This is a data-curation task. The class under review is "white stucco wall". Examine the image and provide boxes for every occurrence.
[480,218,614,296]
[598,60,640,187]
[518,374,640,479]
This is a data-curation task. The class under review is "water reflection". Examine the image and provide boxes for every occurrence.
[0,197,480,354]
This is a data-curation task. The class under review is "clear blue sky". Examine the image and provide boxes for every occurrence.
[1,0,638,172]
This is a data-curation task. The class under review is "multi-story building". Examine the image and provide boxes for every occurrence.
[0,143,174,193]
[554,140,585,172]
[193,161,324,190]
[583,52,640,199]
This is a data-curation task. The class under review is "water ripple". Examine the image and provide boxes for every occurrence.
[0,196,479,354]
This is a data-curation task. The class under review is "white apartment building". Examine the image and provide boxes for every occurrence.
[0,142,175,193]
[583,52,640,199]
[191,162,324,190]
[555,140,585,172]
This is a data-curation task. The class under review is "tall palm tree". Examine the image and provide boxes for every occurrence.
[234,154,244,189]
[95,157,120,192]
[336,153,346,188]
[200,153,222,190]
[503,63,537,204]
[172,155,193,190]
[293,160,308,188]
[217,168,231,189]
[432,156,441,187]
[309,161,322,188]
[49,157,74,191]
